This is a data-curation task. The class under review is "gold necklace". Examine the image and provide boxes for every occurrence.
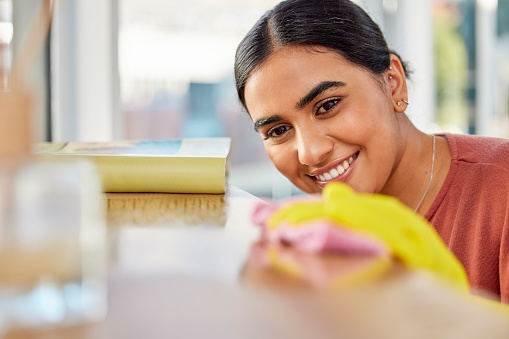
[414,135,435,213]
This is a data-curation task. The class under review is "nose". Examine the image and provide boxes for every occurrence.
[296,127,334,166]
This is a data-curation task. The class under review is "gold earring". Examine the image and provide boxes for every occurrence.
[397,101,403,107]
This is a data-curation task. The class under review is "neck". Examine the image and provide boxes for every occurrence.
[379,119,448,215]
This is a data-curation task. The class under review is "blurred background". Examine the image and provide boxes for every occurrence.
[2,0,508,198]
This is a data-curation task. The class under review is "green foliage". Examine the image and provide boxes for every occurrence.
[434,7,468,131]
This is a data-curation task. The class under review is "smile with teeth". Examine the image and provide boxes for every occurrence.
[313,152,358,181]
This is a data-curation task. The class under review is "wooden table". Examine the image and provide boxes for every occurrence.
[7,186,509,338]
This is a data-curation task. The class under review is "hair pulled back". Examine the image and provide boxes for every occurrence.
[234,0,406,110]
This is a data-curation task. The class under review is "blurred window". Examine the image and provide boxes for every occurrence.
[118,0,295,197]
[433,0,509,137]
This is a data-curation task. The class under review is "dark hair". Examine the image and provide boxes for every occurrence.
[234,0,409,110]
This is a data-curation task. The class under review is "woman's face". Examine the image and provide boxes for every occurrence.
[244,45,403,194]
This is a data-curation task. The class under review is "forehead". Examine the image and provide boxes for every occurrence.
[244,45,371,115]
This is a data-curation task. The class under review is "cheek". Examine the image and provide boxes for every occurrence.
[266,146,296,177]
[327,111,373,145]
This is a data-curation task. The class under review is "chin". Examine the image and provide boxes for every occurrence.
[299,182,322,194]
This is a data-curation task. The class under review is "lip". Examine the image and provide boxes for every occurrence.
[308,151,359,188]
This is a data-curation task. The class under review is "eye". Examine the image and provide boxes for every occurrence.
[316,98,341,115]
[265,125,291,140]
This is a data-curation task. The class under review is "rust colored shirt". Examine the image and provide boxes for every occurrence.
[426,134,509,302]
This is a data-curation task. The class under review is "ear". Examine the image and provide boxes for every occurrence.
[386,54,409,113]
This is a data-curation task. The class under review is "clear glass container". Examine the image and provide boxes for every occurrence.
[0,158,107,333]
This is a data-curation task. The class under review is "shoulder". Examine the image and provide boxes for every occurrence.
[445,133,509,170]
[432,134,509,215]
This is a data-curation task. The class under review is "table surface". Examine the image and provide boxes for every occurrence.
[7,186,509,338]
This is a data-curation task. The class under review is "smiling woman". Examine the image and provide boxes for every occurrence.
[234,0,509,303]
[245,46,406,197]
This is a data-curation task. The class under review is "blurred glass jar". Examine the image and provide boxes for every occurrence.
[0,158,107,332]
[0,0,13,91]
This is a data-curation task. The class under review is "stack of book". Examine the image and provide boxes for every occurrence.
[35,137,231,194]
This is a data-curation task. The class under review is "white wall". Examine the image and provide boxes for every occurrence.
[475,0,498,136]
[362,0,435,133]
[51,0,121,142]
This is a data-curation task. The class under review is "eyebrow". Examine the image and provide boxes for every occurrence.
[252,80,347,132]
[296,81,347,109]
[254,115,283,132]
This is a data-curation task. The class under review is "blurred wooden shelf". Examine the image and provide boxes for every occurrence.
[6,186,509,338]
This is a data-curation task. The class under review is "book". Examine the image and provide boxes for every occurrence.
[34,138,231,194]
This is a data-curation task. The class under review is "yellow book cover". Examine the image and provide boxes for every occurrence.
[34,138,231,194]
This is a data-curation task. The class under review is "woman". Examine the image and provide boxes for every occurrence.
[234,0,509,302]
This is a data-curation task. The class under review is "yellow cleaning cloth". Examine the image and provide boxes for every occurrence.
[263,182,470,292]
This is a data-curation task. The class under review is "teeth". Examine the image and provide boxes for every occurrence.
[314,153,358,182]
[343,160,349,170]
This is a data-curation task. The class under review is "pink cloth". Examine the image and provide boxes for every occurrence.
[251,200,386,256]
